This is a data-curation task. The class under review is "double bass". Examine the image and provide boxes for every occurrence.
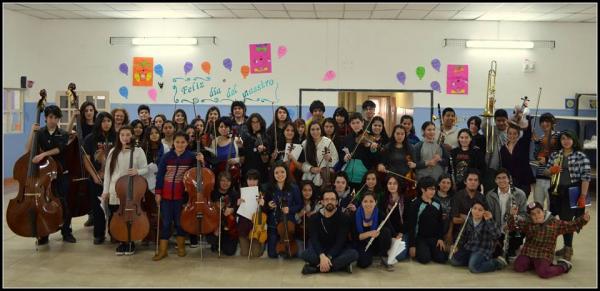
[181,131,219,236]
[63,82,92,217]
[276,196,298,258]
[109,141,149,243]
[7,90,63,239]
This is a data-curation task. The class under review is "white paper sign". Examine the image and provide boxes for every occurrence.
[238,186,259,220]
[283,143,303,162]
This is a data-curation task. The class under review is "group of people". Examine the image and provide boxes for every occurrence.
[23,94,592,279]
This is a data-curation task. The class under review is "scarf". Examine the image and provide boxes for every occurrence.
[356,205,379,234]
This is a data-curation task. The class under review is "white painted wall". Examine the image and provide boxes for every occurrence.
[3,9,597,110]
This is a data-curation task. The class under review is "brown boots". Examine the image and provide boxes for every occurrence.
[176,236,186,257]
[555,246,573,261]
[153,240,169,261]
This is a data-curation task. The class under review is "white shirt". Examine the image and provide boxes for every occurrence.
[103,147,148,205]
[301,137,339,186]
[498,187,511,229]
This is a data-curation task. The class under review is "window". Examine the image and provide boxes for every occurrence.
[2,88,25,133]
[56,90,110,131]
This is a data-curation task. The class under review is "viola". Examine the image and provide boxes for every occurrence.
[7,90,63,239]
[276,196,298,258]
[109,141,150,243]
[219,195,238,238]
[404,155,417,199]
[63,83,92,217]
[215,129,241,184]
[249,192,267,244]
[181,131,219,235]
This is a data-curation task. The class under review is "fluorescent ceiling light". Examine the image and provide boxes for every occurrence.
[131,37,198,46]
[465,40,534,49]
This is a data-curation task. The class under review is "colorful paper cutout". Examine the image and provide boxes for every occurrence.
[249,43,272,74]
[133,57,153,86]
[416,66,425,80]
[396,72,406,85]
[201,61,211,74]
[447,64,469,94]
[119,63,128,75]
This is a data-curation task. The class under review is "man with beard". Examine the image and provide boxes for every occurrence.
[301,186,359,274]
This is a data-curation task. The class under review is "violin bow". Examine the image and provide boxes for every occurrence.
[348,117,375,158]
[365,202,398,251]
[385,169,417,184]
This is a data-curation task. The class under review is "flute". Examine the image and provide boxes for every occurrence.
[365,202,398,251]
[449,208,471,260]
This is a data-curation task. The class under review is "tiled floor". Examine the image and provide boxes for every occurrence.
[2,180,597,287]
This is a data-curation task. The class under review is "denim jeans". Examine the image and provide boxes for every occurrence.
[301,244,359,272]
[450,249,499,273]
[159,199,184,240]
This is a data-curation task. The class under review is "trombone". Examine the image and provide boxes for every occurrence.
[550,151,563,196]
[482,61,497,161]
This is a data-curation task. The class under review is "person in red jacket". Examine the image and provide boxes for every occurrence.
[153,131,204,261]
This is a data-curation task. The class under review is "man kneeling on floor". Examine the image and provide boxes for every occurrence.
[301,186,359,274]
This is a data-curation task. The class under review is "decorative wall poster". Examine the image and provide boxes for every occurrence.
[249,43,272,74]
[447,64,468,94]
[133,57,154,86]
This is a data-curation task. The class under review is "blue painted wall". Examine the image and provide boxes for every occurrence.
[3,103,596,178]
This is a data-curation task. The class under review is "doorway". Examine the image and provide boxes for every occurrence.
[299,89,434,134]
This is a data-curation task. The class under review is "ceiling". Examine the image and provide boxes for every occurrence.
[3,2,597,22]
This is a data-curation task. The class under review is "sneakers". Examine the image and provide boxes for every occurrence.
[557,258,573,273]
[381,257,395,272]
[345,264,353,274]
[301,264,319,275]
[116,243,127,256]
[555,246,573,260]
[124,242,136,255]
[37,236,49,246]
[189,242,199,248]
[496,256,508,269]
[62,234,77,243]
[93,237,106,245]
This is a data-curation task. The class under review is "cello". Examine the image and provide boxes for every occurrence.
[109,140,150,244]
[7,90,63,239]
[63,82,92,217]
[276,196,298,258]
[181,131,219,236]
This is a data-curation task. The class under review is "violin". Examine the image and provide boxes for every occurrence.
[220,195,239,238]
[404,155,417,199]
[249,192,267,244]
[319,144,335,189]
[109,141,150,243]
[7,90,63,239]
[63,82,92,218]
[276,196,298,258]
[181,131,219,236]
[216,128,241,185]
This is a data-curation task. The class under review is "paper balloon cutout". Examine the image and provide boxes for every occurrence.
[431,59,441,72]
[323,70,336,81]
[148,88,157,102]
[119,86,128,99]
[201,61,211,74]
[223,58,232,71]
[154,64,164,78]
[431,81,441,93]
[396,72,406,85]
[278,45,287,59]
[240,65,250,79]
[184,62,193,75]
[119,63,128,75]
[416,66,425,80]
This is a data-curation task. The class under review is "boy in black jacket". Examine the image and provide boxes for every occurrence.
[407,176,447,264]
